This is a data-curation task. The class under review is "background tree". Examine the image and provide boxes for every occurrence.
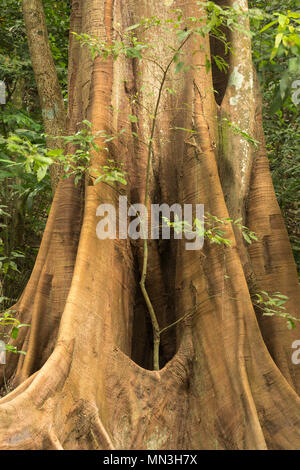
[250,0,300,273]
[0,0,70,311]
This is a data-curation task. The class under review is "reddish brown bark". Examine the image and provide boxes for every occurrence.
[22,0,67,190]
[0,0,299,450]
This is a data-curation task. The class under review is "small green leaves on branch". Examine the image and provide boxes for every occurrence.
[233,218,258,244]
[72,32,148,61]
[198,1,252,37]
[91,160,127,186]
[163,213,258,248]
[0,205,10,227]
[204,213,258,246]
[259,11,300,61]
[0,237,24,276]
[73,8,243,82]
[0,134,53,182]
[203,213,232,246]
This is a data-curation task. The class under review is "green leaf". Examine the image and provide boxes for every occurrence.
[278,14,287,28]
[166,88,176,95]
[117,177,127,185]
[82,120,93,129]
[287,319,296,330]
[270,33,284,60]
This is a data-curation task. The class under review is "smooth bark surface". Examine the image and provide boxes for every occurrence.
[0,0,299,450]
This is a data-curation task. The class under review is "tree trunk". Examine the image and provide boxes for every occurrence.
[0,0,300,450]
[22,0,67,191]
